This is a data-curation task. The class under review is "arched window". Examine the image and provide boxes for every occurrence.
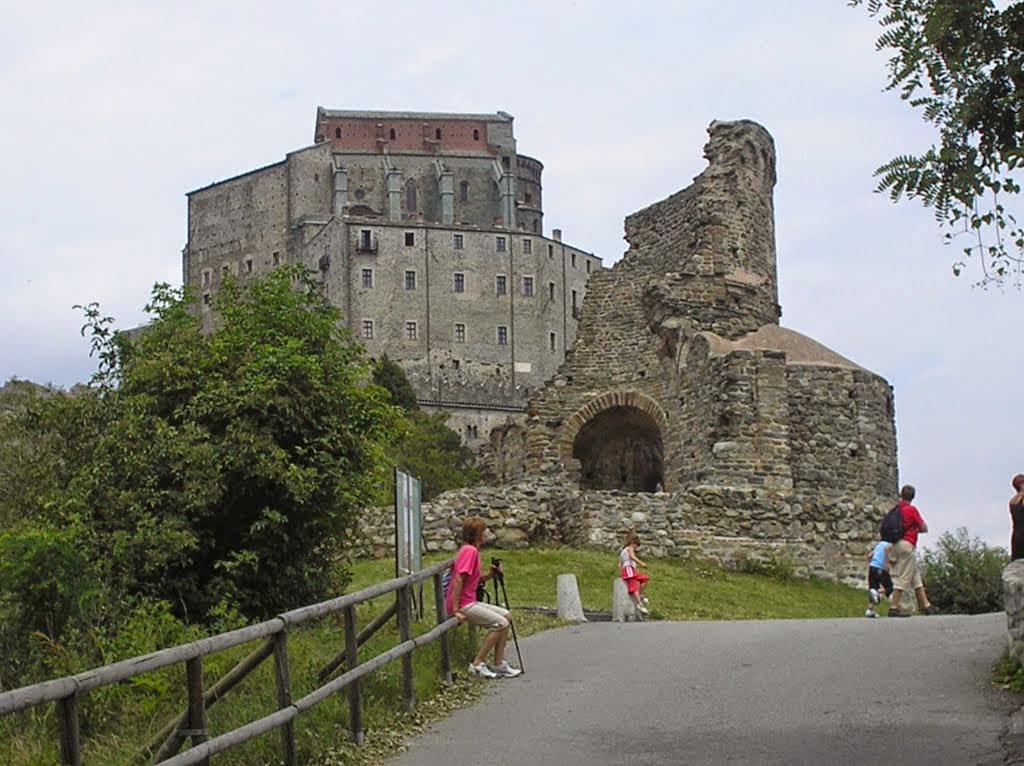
[405,181,417,211]
[435,128,442,140]
[389,128,396,140]
[335,127,341,138]
[459,181,469,202]
[473,129,480,141]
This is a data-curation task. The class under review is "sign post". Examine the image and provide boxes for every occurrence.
[394,467,423,618]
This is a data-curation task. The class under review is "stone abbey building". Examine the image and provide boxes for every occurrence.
[364,119,899,584]
[184,108,601,443]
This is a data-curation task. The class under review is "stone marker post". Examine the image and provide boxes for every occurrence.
[556,574,587,622]
[612,578,639,622]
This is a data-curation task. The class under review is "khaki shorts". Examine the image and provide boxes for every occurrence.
[462,602,510,632]
[890,539,922,591]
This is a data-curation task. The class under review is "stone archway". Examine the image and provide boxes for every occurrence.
[563,391,668,492]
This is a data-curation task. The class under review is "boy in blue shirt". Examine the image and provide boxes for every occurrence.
[865,540,893,618]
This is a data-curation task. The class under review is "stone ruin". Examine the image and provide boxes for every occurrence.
[361,119,898,585]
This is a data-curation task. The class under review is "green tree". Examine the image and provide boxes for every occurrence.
[852,0,1024,282]
[371,356,480,500]
[43,267,397,621]
[922,527,1009,613]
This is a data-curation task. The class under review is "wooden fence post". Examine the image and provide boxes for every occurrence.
[185,657,210,766]
[57,692,81,766]
[343,605,364,744]
[396,586,415,713]
[433,572,452,683]
[273,631,298,766]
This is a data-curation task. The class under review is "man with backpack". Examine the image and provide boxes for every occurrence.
[886,484,940,617]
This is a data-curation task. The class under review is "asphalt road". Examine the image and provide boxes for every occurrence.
[389,613,1018,766]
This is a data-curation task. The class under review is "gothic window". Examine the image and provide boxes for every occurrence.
[389,128,396,140]
[405,181,417,212]
[473,129,480,140]
[435,127,442,140]
[460,181,469,202]
[335,127,341,138]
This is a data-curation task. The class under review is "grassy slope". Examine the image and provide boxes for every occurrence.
[1,548,874,766]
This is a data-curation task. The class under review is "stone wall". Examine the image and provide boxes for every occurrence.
[356,478,884,586]
[1004,560,1024,662]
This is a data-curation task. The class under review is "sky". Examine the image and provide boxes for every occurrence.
[1,1,1020,553]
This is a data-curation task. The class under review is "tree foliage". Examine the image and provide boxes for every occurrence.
[371,356,480,500]
[0,266,399,671]
[852,0,1024,283]
[921,527,1009,613]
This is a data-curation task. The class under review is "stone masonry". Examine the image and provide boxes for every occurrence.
[367,120,899,585]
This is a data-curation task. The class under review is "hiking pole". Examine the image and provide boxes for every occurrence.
[491,560,524,674]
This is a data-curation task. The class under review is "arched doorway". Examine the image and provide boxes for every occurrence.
[572,406,663,491]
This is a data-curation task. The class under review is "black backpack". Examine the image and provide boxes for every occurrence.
[879,504,905,543]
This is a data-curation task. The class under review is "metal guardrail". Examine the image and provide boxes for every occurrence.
[0,559,457,766]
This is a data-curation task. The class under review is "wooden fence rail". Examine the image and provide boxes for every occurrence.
[0,559,457,765]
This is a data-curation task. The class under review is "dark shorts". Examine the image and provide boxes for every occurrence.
[868,566,893,596]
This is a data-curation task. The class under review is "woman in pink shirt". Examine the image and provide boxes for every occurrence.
[446,517,522,678]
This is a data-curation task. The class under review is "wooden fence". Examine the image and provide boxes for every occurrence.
[0,558,457,765]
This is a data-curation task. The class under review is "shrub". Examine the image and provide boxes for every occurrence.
[922,527,1008,614]
[739,552,795,581]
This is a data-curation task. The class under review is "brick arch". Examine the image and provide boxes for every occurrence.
[559,390,668,464]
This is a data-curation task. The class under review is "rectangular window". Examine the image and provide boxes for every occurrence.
[405,232,415,246]
[405,270,416,290]
[550,332,556,352]
[272,251,281,266]
[202,292,210,305]
[362,320,374,339]
[586,259,591,274]
[522,276,534,297]
[361,268,373,288]
[358,230,372,252]
[454,323,466,343]
[245,259,253,274]
[496,236,506,252]
[201,270,211,287]
[406,321,418,340]
[497,326,508,345]
[572,289,579,318]
[549,281,555,301]
[452,359,460,370]
[571,253,577,268]
[453,273,465,293]
[522,238,532,254]
[495,275,507,296]
[548,244,554,259]
[453,234,464,250]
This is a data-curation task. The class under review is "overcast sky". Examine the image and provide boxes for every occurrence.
[2,1,1020,553]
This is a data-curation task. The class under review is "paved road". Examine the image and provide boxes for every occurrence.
[390,613,1018,765]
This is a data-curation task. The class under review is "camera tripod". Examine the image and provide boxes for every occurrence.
[491,561,525,674]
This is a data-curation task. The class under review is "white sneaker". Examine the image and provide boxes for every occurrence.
[488,661,522,678]
[637,605,650,615]
[641,596,650,605]
[865,608,877,618]
[468,662,498,679]
[869,588,880,605]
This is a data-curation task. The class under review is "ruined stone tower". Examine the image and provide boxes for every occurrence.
[477,120,898,582]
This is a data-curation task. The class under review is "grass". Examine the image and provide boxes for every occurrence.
[0,546,872,765]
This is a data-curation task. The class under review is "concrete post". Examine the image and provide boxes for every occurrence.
[556,574,587,622]
[612,578,638,622]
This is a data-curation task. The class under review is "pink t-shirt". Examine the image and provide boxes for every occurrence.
[445,543,481,614]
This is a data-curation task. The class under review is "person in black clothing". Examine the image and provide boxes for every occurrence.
[1010,474,1024,561]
